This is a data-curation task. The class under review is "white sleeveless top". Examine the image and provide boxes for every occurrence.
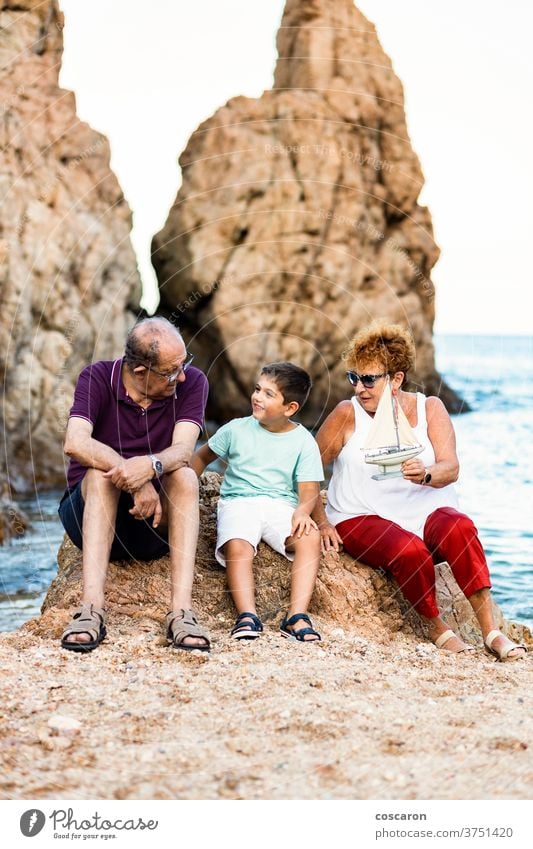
[325,393,459,537]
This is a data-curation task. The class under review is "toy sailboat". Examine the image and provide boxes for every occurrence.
[363,378,423,480]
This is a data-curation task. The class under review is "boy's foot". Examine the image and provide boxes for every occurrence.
[231,611,263,640]
[280,612,321,642]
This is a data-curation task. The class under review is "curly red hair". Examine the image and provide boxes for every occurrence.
[343,320,416,376]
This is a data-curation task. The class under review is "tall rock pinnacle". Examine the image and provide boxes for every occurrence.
[0,0,141,533]
[152,0,463,425]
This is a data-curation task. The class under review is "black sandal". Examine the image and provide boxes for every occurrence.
[231,611,263,640]
[280,612,321,642]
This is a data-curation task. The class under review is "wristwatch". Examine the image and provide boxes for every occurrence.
[149,455,164,477]
[421,468,432,485]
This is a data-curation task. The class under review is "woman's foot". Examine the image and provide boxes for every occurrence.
[431,627,475,654]
[484,630,527,662]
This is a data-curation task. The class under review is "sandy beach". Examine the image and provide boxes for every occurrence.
[0,612,531,801]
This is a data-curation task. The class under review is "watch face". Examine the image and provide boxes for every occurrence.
[155,461,163,475]
[424,472,432,484]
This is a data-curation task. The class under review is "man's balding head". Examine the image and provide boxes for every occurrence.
[124,318,184,370]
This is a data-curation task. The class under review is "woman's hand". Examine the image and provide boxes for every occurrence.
[401,458,426,484]
[319,521,343,553]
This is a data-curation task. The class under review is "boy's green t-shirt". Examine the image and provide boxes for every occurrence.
[208,416,324,506]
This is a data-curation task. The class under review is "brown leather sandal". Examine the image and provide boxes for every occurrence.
[166,609,210,652]
[61,604,107,653]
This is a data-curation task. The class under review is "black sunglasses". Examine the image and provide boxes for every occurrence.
[346,371,388,388]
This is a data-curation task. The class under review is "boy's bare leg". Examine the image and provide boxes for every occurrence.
[285,527,321,640]
[64,469,120,644]
[224,539,257,624]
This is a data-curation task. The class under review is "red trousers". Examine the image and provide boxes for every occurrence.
[336,507,491,618]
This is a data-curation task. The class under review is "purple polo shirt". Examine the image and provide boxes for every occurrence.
[66,358,208,488]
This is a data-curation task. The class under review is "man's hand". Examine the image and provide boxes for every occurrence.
[129,482,163,527]
[318,521,343,554]
[103,455,153,492]
[291,509,318,539]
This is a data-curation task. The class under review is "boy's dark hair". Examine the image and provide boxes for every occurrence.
[260,362,312,410]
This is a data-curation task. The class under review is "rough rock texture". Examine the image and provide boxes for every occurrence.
[1,472,530,800]
[0,0,141,526]
[0,489,27,544]
[152,0,464,427]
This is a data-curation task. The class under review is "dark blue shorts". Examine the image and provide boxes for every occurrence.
[58,482,169,562]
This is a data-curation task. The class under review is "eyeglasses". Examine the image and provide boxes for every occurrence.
[346,371,387,388]
[148,353,194,383]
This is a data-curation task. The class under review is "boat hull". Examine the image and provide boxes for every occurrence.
[364,444,424,481]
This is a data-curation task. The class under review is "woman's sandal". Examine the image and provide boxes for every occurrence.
[434,629,475,654]
[484,629,527,662]
[60,604,107,653]
[280,612,321,642]
[166,609,211,652]
[230,611,263,640]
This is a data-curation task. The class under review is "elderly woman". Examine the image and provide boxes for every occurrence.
[315,321,526,660]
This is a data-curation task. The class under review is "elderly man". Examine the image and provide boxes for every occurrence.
[58,317,210,652]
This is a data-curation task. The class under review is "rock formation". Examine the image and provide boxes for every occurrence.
[39,474,531,652]
[0,0,141,532]
[152,0,464,427]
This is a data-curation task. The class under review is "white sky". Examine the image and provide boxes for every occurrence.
[59,0,533,334]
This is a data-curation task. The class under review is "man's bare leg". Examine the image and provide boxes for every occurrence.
[161,466,208,647]
[63,469,120,644]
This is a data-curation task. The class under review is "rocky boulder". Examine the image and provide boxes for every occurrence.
[152,0,464,427]
[36,474,530,651]
[0,0,141,531]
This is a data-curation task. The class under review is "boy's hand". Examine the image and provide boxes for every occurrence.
[318,521,343,554]
[291,510,318,538]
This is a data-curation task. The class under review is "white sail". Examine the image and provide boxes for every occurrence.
[363,378,419,450]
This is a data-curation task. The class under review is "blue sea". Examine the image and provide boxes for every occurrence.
[0,334,531,632]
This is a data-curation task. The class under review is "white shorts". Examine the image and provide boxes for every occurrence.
[215,496,296,567]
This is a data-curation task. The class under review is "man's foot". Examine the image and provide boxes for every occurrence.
[61,604,107,653]
[230,611,263,640]
[166,609,210,652]
[280,612,321,642]
[432,628,475,654]
[484,630,527,662]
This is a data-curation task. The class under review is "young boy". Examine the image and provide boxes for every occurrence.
[191,362,323,642]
